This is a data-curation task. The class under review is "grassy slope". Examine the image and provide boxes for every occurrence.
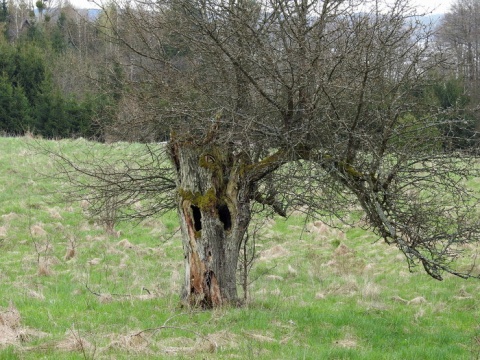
[0,136,479,359]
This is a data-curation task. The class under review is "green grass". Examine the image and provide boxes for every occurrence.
[1,136,480,359]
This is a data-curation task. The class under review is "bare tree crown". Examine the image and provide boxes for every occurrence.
[56,0,480,303]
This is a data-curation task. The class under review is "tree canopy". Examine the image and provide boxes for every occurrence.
[48,0,480,308]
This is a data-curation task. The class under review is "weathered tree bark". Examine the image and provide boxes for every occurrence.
[169,138,252,308]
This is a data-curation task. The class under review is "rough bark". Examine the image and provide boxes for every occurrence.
[170,139,252,308]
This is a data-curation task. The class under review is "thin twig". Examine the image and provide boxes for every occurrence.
[132,313,218,350]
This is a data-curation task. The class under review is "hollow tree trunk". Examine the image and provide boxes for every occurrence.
[169,140,252,308]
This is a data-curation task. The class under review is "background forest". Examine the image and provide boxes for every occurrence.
[0,0,479,146]
[0,0,121,139]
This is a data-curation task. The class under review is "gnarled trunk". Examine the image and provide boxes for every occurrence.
[170,140,252,308]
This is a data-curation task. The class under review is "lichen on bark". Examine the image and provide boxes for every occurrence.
[172,139,249,307]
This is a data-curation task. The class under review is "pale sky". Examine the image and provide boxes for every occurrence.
[66,0,455,14]
[412,0,454,14]
[65,0,100,9]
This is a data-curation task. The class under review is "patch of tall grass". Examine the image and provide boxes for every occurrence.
[0,136,479,359]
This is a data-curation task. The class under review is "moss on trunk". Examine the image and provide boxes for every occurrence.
[171,140,251,308]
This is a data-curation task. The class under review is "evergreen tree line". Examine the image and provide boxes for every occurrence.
[0,40,105,138]
[0,2,118,139]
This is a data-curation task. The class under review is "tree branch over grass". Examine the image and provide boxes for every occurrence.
[42,141,177,223]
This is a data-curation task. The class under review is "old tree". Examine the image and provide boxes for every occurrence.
[59,0,480,308]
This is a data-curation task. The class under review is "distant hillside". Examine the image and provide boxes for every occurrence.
[422,13,444,25]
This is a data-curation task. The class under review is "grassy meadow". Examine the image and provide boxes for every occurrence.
[1,136,480,359]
